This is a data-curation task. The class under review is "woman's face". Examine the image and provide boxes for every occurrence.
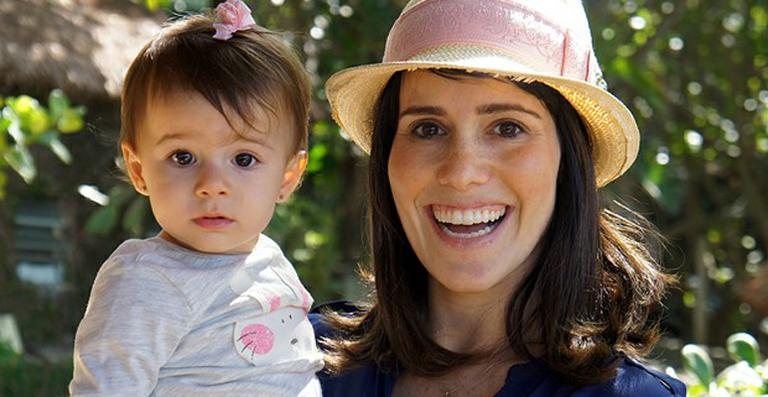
[388,71,561,295]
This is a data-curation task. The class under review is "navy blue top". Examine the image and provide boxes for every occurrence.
[310,303,686,397]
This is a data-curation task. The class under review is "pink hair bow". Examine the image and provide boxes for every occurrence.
[213,0,256,41]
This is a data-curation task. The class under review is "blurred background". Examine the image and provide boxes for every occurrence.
[0,0,766,395]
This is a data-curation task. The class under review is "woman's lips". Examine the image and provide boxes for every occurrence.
[430,205,509,242]
[193,216,234,229]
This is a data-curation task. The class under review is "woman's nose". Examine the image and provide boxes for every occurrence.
[435,135,491,191]
[194,163,230,198]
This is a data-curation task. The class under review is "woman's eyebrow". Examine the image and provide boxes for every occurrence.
[399,105,446,119]
[477,103,542,119]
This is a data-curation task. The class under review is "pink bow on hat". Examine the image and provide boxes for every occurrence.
[213,0,256,41]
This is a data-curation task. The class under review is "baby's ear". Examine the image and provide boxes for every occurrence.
[121,143,149,196]
[277,150,307,203]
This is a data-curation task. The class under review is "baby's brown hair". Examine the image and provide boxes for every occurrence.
[120,14,310,153]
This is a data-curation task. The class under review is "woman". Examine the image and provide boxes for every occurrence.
[312,0,686,395]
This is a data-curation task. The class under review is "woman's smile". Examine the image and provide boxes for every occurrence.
[430,204,508,241]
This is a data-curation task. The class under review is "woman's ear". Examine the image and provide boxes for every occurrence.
[121,143,149,196]
[277,150,308,203]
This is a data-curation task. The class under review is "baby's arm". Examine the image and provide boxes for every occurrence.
[69,256,191,397]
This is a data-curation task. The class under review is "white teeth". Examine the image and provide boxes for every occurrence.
[439,224,495,239]
[432,206,506,225]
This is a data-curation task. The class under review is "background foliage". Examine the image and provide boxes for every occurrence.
[0,0,766,395]
[0,90,85,199]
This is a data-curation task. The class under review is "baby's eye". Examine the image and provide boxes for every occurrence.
[411,121,445,139]
[493,121,525,138]
[171,151,195,166]
[234,153,258,168]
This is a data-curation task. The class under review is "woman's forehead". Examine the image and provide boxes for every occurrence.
[399,70,550,115]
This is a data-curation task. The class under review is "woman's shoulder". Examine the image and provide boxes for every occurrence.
[309,302,686,397]
[578,357,685,396]
[615,358,686,395]
[499,356,686,397]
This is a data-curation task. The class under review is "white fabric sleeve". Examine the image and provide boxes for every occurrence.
[69,256,192,397]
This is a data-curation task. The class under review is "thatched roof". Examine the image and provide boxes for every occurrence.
[0,0,162,102]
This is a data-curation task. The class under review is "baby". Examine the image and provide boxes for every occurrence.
[69,1,322,395]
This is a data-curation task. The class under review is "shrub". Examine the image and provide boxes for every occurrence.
[681,332,767,396]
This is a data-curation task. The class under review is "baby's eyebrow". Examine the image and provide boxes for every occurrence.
[237,130,275,150]
[155,131,190,145]
[154,130,276,151]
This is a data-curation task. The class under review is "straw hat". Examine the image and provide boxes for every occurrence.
[325,0,639,187]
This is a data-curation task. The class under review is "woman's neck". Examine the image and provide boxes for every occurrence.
[427,282,513,354]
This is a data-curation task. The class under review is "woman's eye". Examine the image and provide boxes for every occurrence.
[171,151,195,166]
[494,121,524,138]
[234,153,258,168]
[411,122,444,139]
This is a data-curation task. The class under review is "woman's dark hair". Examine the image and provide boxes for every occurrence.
[323,69,675,385]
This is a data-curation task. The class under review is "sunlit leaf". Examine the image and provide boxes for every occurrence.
[3,145,36,183]
[7,95,50,135]
[36,131,72,164]
[0,117,9,134]
[144,0,172,12]
[47,89,70,121]
[726,333,761,366]
[57,107,85,133]
[307,143,327,173]
[682,344,714,386]
[312,121,331,137]
[715,361,764,394]
[48,137,72,164]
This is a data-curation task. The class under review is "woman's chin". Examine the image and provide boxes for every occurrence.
[432,271,508,296]
[428,258,532,297]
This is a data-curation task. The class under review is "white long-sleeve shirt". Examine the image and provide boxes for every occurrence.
[70,234,323,396]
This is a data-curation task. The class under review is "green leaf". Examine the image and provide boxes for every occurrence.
[715,361,764,394]
[57,108,85,133]
[5,114,24,144]
[312,120,331,137]
[107,184,139,209]
[3,145,36,183]
[144,0,172,11]
[36,131,72,164]
[7,95,50,135]
[84,205,120,235]
[0,117,9,134]
[84,184,138,235]
[122,197,149,237]
[48,137,72,164]
[0,340,20,365]
[307,143,328,173]
[682,344,714,386]
[47,89,69,122]
[726,333,761,366]
[0,172,6,200]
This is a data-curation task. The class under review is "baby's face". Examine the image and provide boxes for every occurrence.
[121,90,304,254]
